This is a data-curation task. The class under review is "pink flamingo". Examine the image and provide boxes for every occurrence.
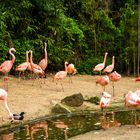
[108,71,121,96]
[93,52,108,75]
[0,48,16,75]
[67,63,77,83]
[103,56,115,73]
[15,51,29,81]
[0,88,14,121]
[135,76,140,82]
[100,91,111,128]
[38,40,48,71]
[125,91,140,125]
[29,50,45,86]
[96,75,109,91]
[54,62,68,91]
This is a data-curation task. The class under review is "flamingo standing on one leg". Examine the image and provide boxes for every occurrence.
[93,52,108,75]
[0,48,16,90]
[103,56,115,73]
[108,71,121,97]
[100,91,111,128]
[38,40,48,83]
[125,91,140,125]
[0,48,16,75]
[0,88,14,121]
[15,51,29,81]
[29,50,45,86]
[67,63,77,83]
[96,75,109,91]
[53,62,68,91]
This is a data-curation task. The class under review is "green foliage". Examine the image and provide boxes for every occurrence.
[0,0,138,75]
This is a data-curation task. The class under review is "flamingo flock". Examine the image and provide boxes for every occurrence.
[0,47,140,128]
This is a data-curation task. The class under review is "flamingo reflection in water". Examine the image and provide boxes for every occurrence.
[0,133,14,140]
[53,120,69,140]
[26,121,48,140]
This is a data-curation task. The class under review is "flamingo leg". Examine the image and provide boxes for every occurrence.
[18,72,21,81]
[68,74,72,83]
[60,81,64,92]
[103,86,105,91]
[112,81,115,97]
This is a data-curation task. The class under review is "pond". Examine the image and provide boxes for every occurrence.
[0,109,140,140]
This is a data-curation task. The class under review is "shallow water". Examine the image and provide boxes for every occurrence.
[0,110,139,140]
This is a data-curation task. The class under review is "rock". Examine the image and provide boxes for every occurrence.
[61,93,84,107]
[51,103,72,114]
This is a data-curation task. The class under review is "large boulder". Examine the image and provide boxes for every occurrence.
[61,93,84,107]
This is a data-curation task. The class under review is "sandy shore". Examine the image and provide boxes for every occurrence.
[0,74,140,139]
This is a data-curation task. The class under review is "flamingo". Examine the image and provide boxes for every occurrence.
[135,76,140,82]
[38,40,48,83]
[15,51,29,81]
[96,75,109,91]
[67,63,77,83]
[0,88,14,121]
[29,50,45,86]
[100,91,111,128]
[93,52,108,75]
[0,48,16,75]
[26,121,48,140]
[103,56,115,73]
[54,62,68,91]
[38,40,48,71]
[125,91,140,125]
[108,71,121,96]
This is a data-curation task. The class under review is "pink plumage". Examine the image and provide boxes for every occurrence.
[93,52,108,73]
[103,56,115,73]
[96,75,109,90]
[0,48,16,74]
[100,91,111,108]
[0,88,14,120]
[108,71,121,82]
[38,41,48,71]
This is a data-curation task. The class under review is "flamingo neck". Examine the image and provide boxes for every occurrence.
[44,43,47,61]
[103,53,107,64]
[65,63,68,72]
[4,100,12,117]
[112,56,115,67]
[9,50,15,64]
[30,52,33,65]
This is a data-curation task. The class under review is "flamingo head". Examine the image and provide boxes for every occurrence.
[9,48,16,53]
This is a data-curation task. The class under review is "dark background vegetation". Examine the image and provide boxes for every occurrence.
[0,0,138,75]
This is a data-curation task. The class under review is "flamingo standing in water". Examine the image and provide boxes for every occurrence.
[38,40,48,83]
[96,75,109,91]
[103,56,115,73]
[0,88,14,121]
[29,50,45,86]
[54,62,68,91]
[108,71,121,96]
[100,91,111,128]
[93,52,108,75]
[0,48,16,75]
[125,91,140,125]
[15,51,29,81]
[67,63,77,83]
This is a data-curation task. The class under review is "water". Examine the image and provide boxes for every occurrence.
[0,110,139,140]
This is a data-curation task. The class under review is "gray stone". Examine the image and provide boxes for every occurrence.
[61,93,84,107]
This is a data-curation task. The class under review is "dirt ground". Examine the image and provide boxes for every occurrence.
[0,74,140,139]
